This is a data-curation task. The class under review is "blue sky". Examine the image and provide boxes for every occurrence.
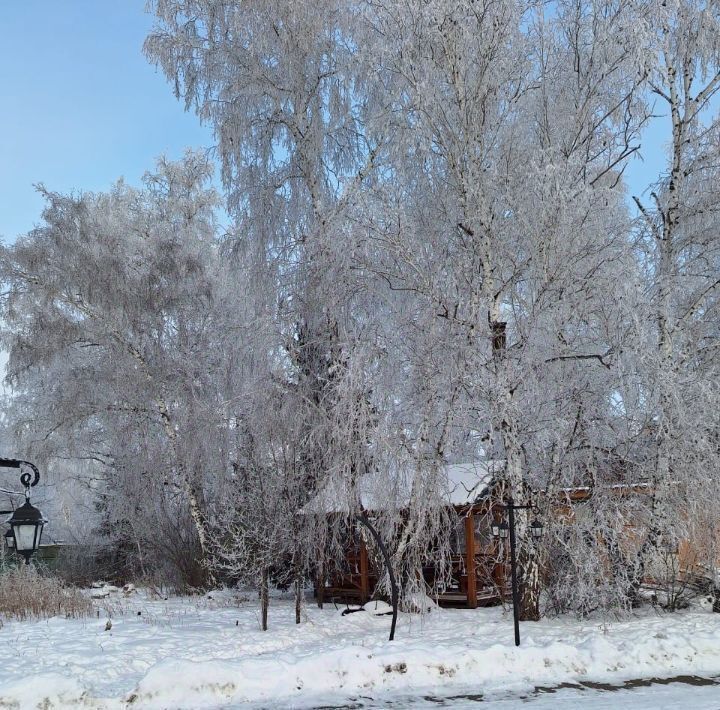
[0,1,214,241]
[0,2,669,242]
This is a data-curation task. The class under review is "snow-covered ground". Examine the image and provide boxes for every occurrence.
[2,589,720,708]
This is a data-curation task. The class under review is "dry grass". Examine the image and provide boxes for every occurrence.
[0,566,92,622]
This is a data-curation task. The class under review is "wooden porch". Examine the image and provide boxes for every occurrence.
[434,512,509,608]
[316,505,509,608]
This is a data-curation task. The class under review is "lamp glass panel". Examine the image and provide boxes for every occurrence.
[13,523,40,552]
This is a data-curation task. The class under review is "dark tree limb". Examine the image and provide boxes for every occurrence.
[357,512,399,641]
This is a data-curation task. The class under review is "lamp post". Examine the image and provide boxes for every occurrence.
[0,458,46,565]
[491,497,543,647]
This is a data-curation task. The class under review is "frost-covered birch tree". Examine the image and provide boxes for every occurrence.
[357,0,647,618]
[144,0,445,607]
[627,0,720,600]
[0,152,237,587]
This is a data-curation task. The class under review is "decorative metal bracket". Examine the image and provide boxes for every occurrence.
[0,459,41,514]
[0,458,40,491]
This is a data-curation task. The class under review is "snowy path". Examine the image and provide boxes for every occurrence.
[517,681,720,709]
[494,680,720,709]
[299,677,720,709]
[3,591,720,708]
[375,683,720,709]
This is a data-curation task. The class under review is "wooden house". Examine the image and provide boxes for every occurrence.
[311,462,513,609]
[311,465,709,610]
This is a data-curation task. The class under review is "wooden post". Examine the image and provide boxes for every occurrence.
[260,567,269,631]
[295,572,302,624]
[359,539,370,603]
[465,512,477,608]
[316,564,325,609]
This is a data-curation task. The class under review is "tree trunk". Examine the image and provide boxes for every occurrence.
[490,303,541,622]
[154,394,215,587]
[629,57,685,608]
[606,531,635,605]
[712,586,720,614]
[501,417,541,621]
[518,545,541,621]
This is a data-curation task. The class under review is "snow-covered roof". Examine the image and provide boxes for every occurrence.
[444,462,498,506]
[302,461,502,514]
[558,481,652,494]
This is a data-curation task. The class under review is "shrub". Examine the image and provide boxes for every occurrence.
[0,567,92,621]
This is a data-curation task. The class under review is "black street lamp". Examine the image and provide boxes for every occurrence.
[529,518,544,540]
[8,498,46,565]
[492,497,544,647]
[0,458,46,566]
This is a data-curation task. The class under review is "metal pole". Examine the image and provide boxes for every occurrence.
[357,512,399,641]
[507,499,521,647]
